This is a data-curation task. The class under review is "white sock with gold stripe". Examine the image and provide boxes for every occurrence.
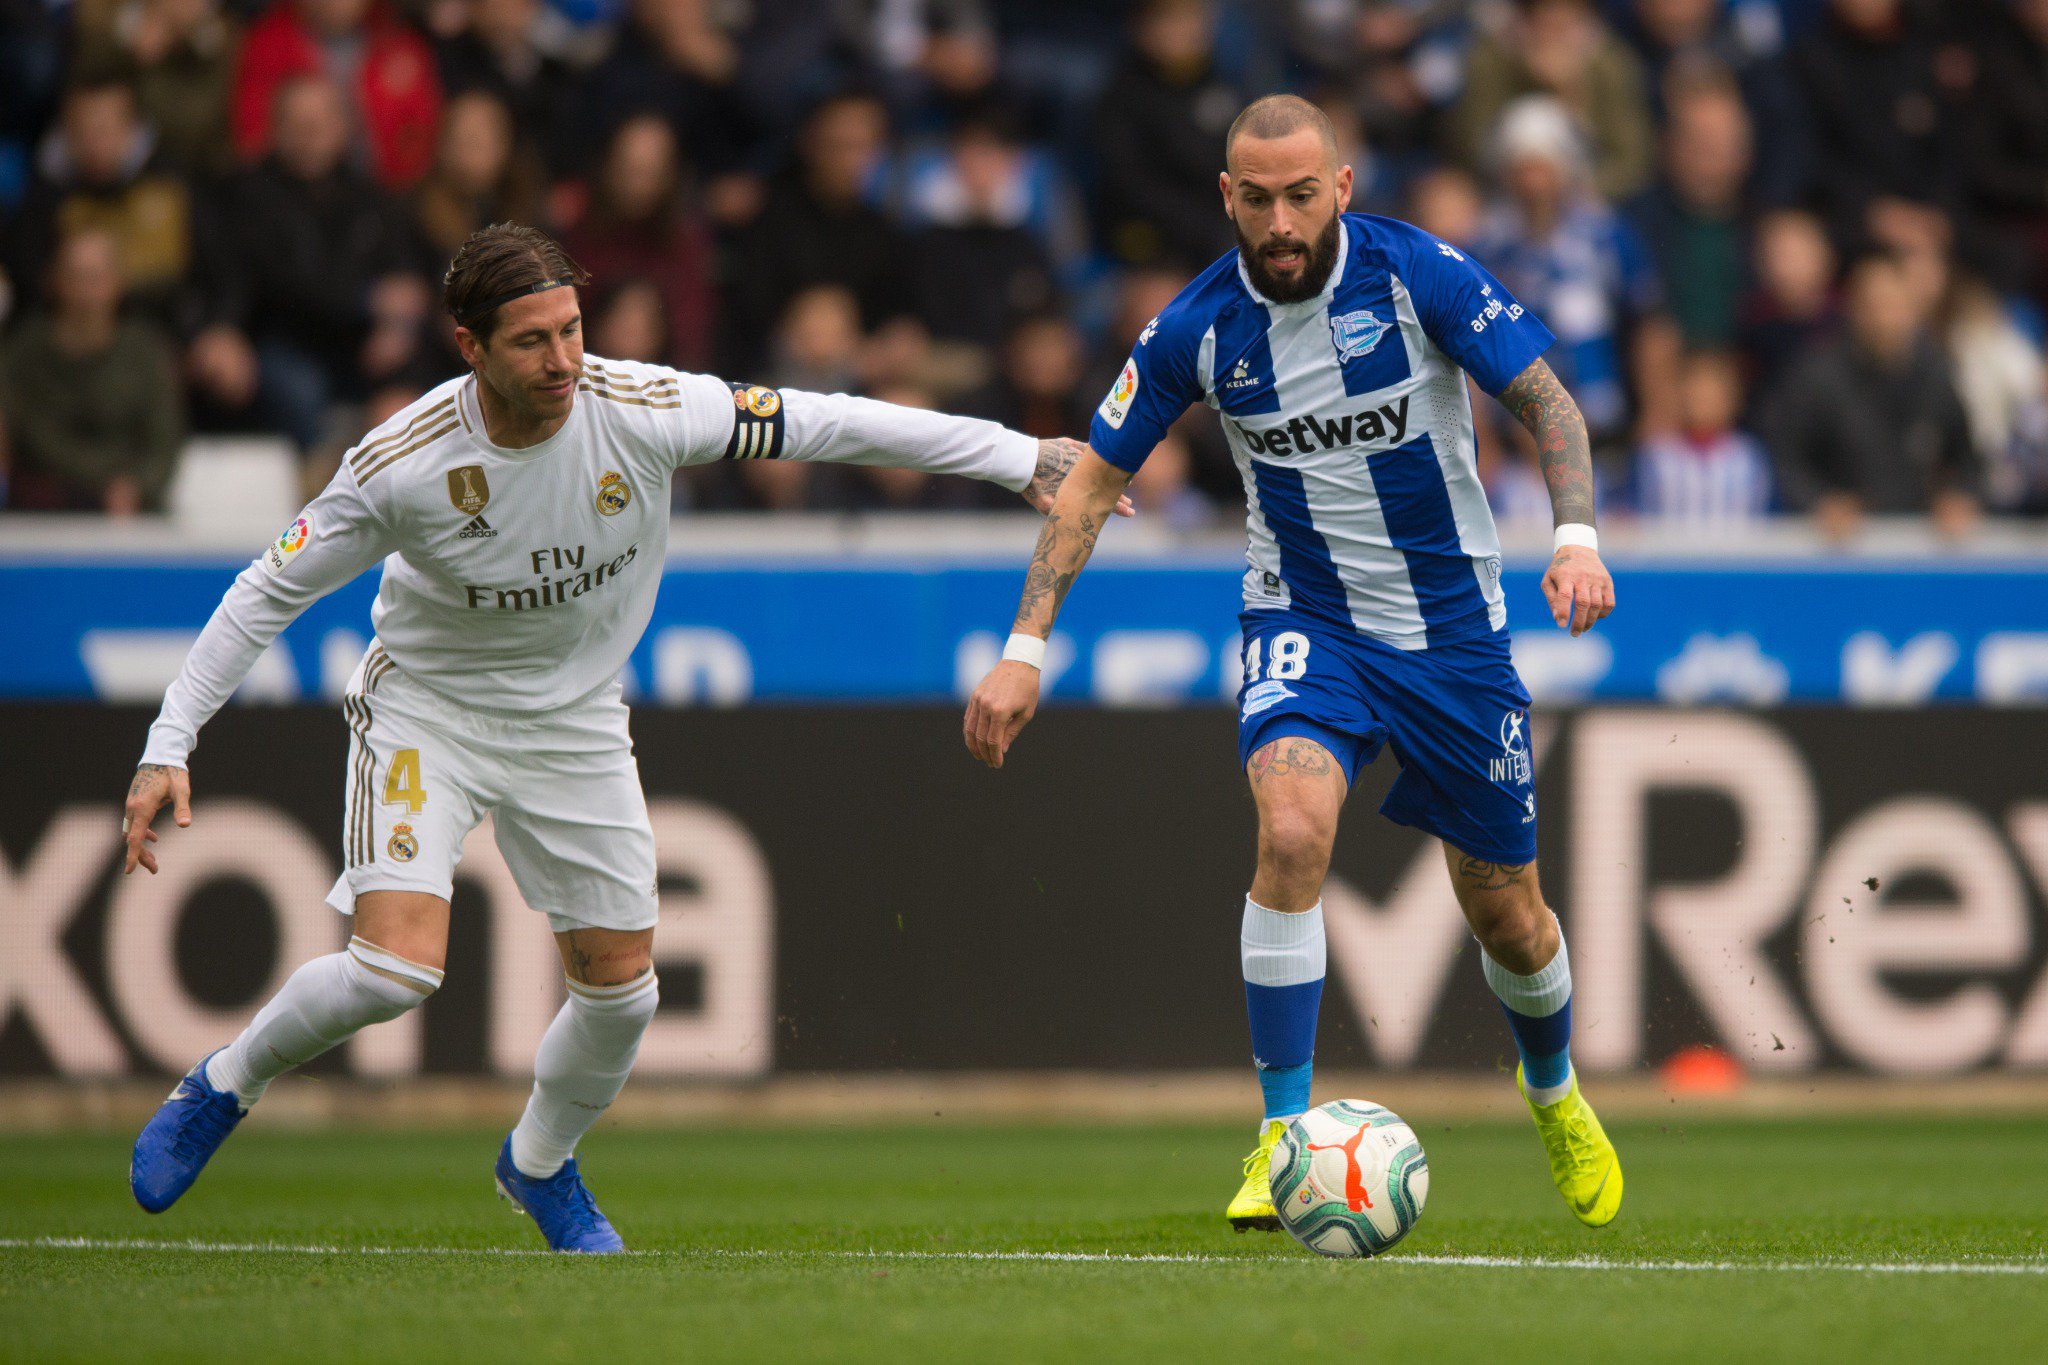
[509,972,660,1179]
[205,938,442,1107]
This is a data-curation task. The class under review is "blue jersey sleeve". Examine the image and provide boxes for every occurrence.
[1087,312,1203,473]
[1398,227,1557,397]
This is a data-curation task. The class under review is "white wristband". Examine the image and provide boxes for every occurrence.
[1553,523,1598,553]
[1001,633,1048,670]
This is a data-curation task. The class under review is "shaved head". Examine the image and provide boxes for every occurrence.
[1225,95,1337,174]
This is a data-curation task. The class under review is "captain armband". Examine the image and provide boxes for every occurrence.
[723,382,787,460]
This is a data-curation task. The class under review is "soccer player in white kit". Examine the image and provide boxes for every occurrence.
[121,224,1128,1251]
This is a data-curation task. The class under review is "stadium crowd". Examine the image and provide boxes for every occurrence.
[2,0,2047,537]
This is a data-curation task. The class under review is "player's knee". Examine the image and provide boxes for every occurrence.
[1472,901,1551,971]
[1257,802,1337,881]
[342,937,443,1020]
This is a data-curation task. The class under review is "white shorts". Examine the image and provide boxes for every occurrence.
[324,643,659,933]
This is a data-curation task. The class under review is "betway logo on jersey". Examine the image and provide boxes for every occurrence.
[1236,395,1409,457]
[463,543,637,610]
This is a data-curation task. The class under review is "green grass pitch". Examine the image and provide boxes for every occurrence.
[2,1115,2044,1363]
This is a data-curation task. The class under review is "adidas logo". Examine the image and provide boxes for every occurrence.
[457,515,497,540]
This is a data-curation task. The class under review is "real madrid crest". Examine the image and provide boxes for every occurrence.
[387,822,419,862]
[447,465,490,514]
[595,470,631,516]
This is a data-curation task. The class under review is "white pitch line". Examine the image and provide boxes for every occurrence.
[3,1236,2045,1277]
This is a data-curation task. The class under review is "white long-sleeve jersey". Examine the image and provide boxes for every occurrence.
[141,357,1037,767]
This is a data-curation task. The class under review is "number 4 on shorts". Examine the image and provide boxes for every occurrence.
[382,748,426,813]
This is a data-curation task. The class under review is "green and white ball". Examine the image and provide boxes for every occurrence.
[1270,1099,1429,1259]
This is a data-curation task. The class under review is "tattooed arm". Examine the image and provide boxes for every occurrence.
[1022,437,1137,518]
[1496,358,1615,636]
[963,444,1133,768]
[123,762,193,876]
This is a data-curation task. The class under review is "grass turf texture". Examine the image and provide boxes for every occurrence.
[2,1116,2044,1364]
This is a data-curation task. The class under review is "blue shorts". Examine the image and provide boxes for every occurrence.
[1235,611,1538,865]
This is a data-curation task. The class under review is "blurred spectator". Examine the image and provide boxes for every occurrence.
[969,313,1094,441]
[1285,2,1472,174]
[767,284,864,394]
[1092,0,1245,270]
[410,90,541,261]
[896,102,1084,271]
[721,90,913,374]
[194,73,429,458]
[1451,0,1656,203]
[433,0,578,176]
[1766,251,1977,540]
[0,227,185,513]
[6,77,195,327]
[232,0,443,191]
[1617,0,1806,204]
[1126,426,1214,530]
[73,0,242,179]
[589,277,668,364]
[1738,206,1837,413]
[1405,164,1485,247]
[903,112,1058,356]
[1086,262,1240,507]
[1628,348,1772,522]
[1938,271,2046,512]
[1626,68,1752,347]
[558,114,715,370]
[574,0,753,182]
[1966,0,2048,304]
[1789,0,1964,254]
[1471,95,1679,447]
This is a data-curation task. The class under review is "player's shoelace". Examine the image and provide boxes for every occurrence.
[1241,1143,1272,1184]
[1540,1107,1603,1178]
[167,1090,240,1166]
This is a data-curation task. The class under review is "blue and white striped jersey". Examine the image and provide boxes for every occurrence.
[1091,213,1556,651]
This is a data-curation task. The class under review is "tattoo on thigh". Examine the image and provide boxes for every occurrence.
[1455,856,1529,892]
[1249,739,1334,784]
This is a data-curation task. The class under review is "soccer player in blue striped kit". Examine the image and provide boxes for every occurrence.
[965,96,1622,1231]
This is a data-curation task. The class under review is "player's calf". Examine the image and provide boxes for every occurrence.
[131,936,441,1212]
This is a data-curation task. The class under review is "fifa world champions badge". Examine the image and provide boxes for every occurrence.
[594,470,632,516]
[387,822,419,862]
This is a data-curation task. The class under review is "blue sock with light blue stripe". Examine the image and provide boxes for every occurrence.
[1242,898,1324,1122]
[1482,929,1574,1106]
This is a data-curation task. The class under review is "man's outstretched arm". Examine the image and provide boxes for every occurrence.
[963,441,1132,768]
[1496,358,1615,636]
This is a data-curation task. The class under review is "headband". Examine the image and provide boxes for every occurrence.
[455,276,577,327]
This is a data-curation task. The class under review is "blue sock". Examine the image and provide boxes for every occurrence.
[1242,898,1324,1122]
[1481,931,1575,1103]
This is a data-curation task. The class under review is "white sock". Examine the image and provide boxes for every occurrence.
[509,972,659,1179]
[205,938,441,1107]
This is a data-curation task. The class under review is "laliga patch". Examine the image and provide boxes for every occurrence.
[1241,679,1297,719]
[261,516,311,576]
[1098,358,1139,429]
[1329,308,1392,361]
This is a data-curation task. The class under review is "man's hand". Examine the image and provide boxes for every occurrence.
[1024,437,1137,518]
[964,660,1042,769]
[123,763,192,875]
[1541,545,1615,636]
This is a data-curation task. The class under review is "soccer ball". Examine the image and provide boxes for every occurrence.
[1269,1099,1429,1258]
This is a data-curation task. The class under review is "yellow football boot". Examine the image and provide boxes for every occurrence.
[1519,1067,1624,1227]
[1226,1118,1288,1231]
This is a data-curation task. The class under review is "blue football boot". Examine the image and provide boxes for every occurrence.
[131,1051,247,1213]
[493,1136,626,1253]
